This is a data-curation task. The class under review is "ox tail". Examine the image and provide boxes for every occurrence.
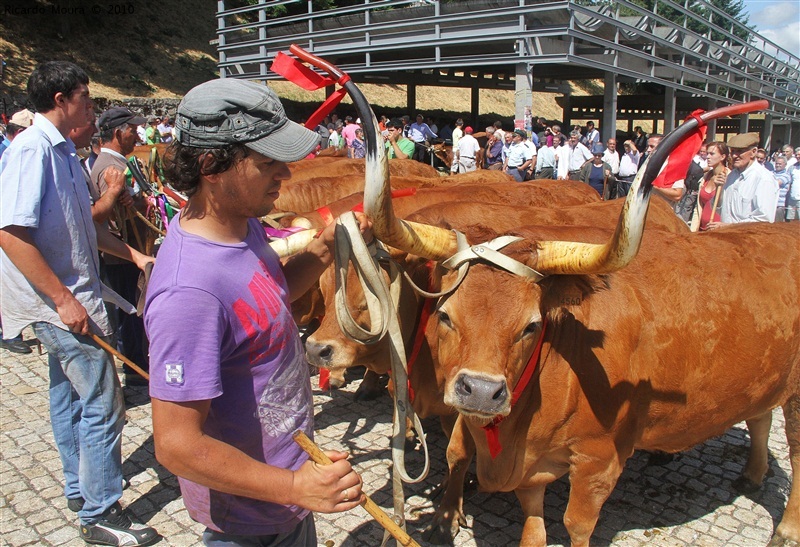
[533,100,769,276]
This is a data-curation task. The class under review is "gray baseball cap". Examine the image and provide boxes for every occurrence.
[175,79,320,163]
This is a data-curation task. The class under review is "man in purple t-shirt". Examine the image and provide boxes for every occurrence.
[144,79,367,545]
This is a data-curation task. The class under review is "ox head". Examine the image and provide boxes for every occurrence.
[305,251,430,380]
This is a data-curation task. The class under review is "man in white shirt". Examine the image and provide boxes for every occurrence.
[783,145,796,168]
[602,138,620,198]
[584,121,600,148]
[616,139,640,198]
[693,143,708,171]
[453,126,481,174]
[708,132,779,228]
[157,115,173,143]
[557,130,593,181]
[450,119,464,173]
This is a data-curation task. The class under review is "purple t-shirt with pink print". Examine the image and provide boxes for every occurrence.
[144,215,313,536]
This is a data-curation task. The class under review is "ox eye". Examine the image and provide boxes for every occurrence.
[437,310,452,329]
[523,321,541,335]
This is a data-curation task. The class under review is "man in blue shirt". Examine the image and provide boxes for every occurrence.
[407,113,437,163]
[0,61,158,547]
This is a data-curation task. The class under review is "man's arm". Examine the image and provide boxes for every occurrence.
[0,226,90,333]
[152,398,363,513]
[91,167,133,223]
[654,186,684,202]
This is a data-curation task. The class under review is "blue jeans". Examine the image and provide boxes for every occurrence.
[32,322,125,524]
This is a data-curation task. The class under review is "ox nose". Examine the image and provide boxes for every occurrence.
[453,373,508,414]
[305,342,334,367]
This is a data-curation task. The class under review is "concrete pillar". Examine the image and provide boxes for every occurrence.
[706,89,717,142]
[217,0,227,78]
[763,114,773,151]
[602,71,617,141]
[515,63,533,129]
[471,87,480,127]
[739,113,749,133]
[664,87,676,133]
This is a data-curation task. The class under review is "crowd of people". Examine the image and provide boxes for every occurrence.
[1,63,798,547]
[310,110,800,228]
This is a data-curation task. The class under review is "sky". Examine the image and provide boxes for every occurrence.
[741,0,800,59]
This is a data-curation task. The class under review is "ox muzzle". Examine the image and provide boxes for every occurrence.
[449,371,510,418]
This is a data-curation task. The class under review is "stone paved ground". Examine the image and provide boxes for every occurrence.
[0,330,794,546]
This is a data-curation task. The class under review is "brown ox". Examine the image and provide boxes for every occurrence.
[288,157,439,181]
[421,222,799,546]
[278,177,598,229]
[305,196,687,392]
[358,96,799,545]
[275,169,526,215]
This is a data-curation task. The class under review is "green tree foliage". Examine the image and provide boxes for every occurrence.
[625,0,750,42]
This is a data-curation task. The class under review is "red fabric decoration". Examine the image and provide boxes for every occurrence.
[270,51,352,129]
[319,368,330,390]
[652,109,707,189]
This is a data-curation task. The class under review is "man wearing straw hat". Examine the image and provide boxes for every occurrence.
[144,78,366,545]
[707,132,779,229]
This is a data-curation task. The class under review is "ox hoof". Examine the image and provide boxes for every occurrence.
[732,475,762,495]
[424,513,465,546]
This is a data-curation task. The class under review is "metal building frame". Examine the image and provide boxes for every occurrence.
[214,0,800,144]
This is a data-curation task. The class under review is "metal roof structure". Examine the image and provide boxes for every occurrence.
[214,0,800,144]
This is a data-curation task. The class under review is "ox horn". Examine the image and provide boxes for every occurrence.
[269,229,319,258]
[533,100,769,276]
[288,45,459,261]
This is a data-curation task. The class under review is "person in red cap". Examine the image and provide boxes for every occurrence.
[454,125,480,174]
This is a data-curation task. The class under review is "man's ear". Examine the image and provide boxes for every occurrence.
[53,91,66,109]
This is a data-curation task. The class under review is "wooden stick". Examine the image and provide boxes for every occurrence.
[710,186,722,220]
[292,430,420,547]
[90,333,150,381]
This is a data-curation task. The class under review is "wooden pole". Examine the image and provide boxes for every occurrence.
[90,333,149,381]
[292,430,421,547]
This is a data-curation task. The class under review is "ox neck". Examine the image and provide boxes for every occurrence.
[482,316,548,459]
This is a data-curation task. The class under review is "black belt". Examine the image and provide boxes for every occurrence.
[460,156,474,160]
[569,169,581,174]
[618,174,636,180]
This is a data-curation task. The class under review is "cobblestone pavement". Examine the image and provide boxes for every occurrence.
[1,331,794,546]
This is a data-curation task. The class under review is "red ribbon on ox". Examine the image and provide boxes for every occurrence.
[483,317,548,459]
[270,51,351,130]
[651,109,707,188]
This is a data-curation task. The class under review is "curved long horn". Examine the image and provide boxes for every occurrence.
[289,45,458,260]
[534,100,769,275]
[269,229,318,258]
